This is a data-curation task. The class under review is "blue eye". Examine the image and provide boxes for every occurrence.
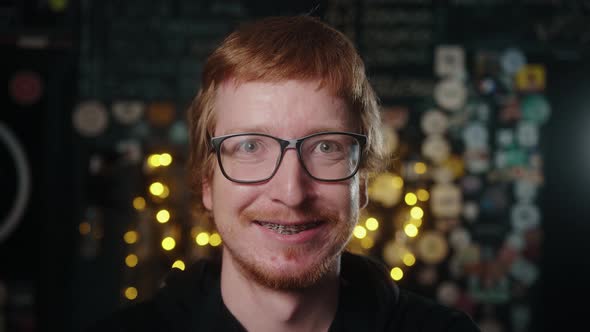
[239,140,259,153]
[315,141,340,153]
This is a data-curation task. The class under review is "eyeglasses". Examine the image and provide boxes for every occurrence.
[210,131,366,183]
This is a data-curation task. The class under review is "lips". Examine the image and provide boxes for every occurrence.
[255,221,323,235]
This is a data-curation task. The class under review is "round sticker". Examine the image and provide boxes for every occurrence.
[463,201,479,222]
[431,166,454,184]
[501,48,526,75]
[478,77,496,95]
[431,183,462,219]
[516,122,539,147]
[10,70,43,106]
[147,102,176,127]
[496,129,514,147]
[510,257,538,286]
[520,94,551,125]
[421,110,449,135]
[112,100,144,125]
[511,203,541,231]
[494,151,508,169]
[417,230,449,264]
[73,100,109,137]
[435,45,465,78]
[506,232,525,251]
[464,148,490,174]
[422,135,450,164]
[169,121,189,144]
[461,175,483,194]
[449,227,471,250]
[437,281,461,307]
[434,79,467,111]
[474,102,492,122]
[462,122,489,149]
[514,179,538,202]
[116,140,142,163]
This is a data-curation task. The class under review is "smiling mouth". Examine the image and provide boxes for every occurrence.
[255,221,323,235]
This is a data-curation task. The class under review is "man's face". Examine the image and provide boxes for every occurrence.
[202,80,366,290]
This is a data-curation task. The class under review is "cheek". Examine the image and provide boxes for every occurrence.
[211,175,260,215]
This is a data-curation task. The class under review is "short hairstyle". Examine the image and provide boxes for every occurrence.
[187,15,386,211]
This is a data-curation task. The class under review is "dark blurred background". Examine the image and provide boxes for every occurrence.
[1,1,589,331]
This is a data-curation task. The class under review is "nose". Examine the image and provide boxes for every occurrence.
[266,148,310,207]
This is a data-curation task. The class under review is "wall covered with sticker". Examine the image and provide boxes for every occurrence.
[1,1,590,332]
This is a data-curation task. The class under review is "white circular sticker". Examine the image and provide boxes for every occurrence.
[496,129,514,147]
[112,100,144,125]
[506,232,525,251]
[431,183,462,219]
[421,110,449,135]
[514,179,538,202]
[417,231,449,264]
[516,122,539,147]
[495,151,508,169]
[73,101,109,137]
[434,79,467,111]
[464,148,490,174]
[449,227,471,250]
[511,203,541,231]
[422,135,450,164]
[432,166,454,184]
[462,122,488,149]
[437,281,461,307]
[462,201,479,222]
[501,48,527,75]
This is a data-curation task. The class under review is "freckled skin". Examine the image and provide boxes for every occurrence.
[202,80,366,290]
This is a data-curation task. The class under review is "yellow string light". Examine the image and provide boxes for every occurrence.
[156,209,170,223]
[132,196,146,210]
[125,254,138,268]
[365,217,379,231]
[209,233,222,247]
[353,225,367,239]
[196,232,210,246]
[390,267,403,281]
[172,260,185,271]
[404,192,417,206]
[162,237,176,250]
[123,231,139,244]
[124,287,138,300]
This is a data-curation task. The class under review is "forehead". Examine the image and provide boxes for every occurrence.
[212,80,354,137]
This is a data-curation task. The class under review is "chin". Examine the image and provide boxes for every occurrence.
[231,246,341,291]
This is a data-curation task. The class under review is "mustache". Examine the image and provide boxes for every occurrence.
[241,207,340,224]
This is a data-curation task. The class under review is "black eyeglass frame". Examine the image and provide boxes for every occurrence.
[210,131,367,184]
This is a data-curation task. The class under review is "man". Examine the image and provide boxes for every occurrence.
[89,15,480,331]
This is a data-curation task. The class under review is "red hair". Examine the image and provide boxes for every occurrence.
[188,16,386,211]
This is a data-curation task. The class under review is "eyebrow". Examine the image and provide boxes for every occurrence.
[219,126,353,137]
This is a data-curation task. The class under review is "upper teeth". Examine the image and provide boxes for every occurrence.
[258,221,320,235]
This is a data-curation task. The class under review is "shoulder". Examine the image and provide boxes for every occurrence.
[83,258,222,332]
[389,289,481,332]
[340,252,480,332]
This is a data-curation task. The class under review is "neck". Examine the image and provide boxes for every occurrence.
[220,250,340,332]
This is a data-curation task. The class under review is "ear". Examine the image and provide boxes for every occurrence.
[358,173,369,210]
[202,177,213,210]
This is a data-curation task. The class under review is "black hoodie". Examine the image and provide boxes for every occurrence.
[87,252,480,332]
